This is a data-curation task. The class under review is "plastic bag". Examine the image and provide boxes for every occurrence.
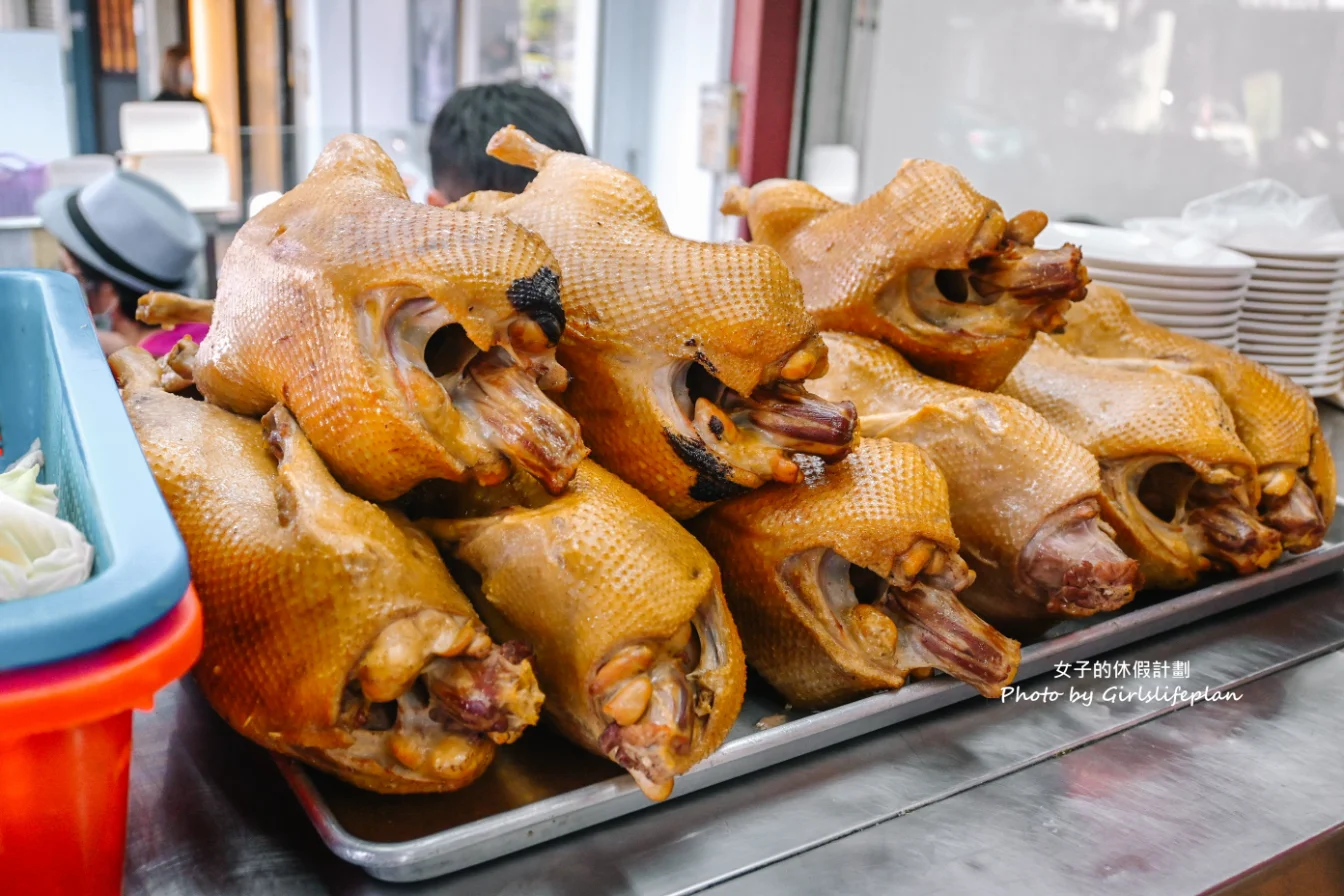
[0,441,95,601]
[1179,179,1344,253]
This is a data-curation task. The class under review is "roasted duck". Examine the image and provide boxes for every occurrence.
[810,333,1139,629]
[418,461,747,800]
[112,347,543,794]
[1002,336,1281,588]
[693,438,1020,707]
[720,164,1089,391]
[1056,286,1336,552]
[448,126,857,519]
[191,134,586,502]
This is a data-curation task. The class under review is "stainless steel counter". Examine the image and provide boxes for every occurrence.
[122,405,1344,896]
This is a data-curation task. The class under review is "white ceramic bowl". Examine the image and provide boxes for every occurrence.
[1128,297,1243,315]
[1043,222,1256,275]
[1085,266,1250,290]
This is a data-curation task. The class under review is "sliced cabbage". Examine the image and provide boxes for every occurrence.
[0,441,95,601]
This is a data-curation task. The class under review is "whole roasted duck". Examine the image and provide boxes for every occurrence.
[190,134,586,502]
[810,333,1139,630]
[720,163,1089,391]
[1002,336,1281,588]
[449,127,857,519]
[418,461,747,801]
[1056,286,1335,552]
[111,348,543,793]
[694,438,1020,707]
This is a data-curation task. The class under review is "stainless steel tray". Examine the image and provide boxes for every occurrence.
[279,501,1344,883]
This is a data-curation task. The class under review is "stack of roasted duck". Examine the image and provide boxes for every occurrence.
[113,129,1335,801]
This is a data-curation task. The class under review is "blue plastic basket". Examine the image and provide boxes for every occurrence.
[0,269,190,670]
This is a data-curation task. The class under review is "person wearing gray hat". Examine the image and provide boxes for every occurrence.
[37,168,206,356]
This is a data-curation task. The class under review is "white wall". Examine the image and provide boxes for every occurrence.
[289,0,321,176]
[292,0,414,172]
[354,0,411,133]
[595,0,655,180]
[643,0,735,240]
[292,0,354,177]
[0,30,71,162]
[569,0,601,150]
[315,0,353,134]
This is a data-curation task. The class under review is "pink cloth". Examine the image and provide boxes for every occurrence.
[138,323,209,358]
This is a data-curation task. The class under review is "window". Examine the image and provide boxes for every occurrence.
[410,0,580,123]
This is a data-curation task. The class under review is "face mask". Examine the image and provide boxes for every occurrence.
[76,274,115,330]
[180,65,194,91]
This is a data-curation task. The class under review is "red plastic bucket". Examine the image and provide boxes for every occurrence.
[0,588,202,896]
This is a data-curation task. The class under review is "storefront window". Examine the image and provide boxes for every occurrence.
[800,0,1344,223]
[411,0,459,124]
[411,0,579,124]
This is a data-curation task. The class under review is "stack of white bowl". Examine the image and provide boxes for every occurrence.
[1038,222,1253,349]
[1224,240,1344,397]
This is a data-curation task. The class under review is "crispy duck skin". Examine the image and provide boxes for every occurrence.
[810,333,1139,629]
[417,460,747,801]
[719,164,1088,391]
[1056,285,1335,551]
[191,134,586,502]
[111,347,543,794]
[447,126,857,519]
[1001,336,1282,588]
[693,439,1020,708]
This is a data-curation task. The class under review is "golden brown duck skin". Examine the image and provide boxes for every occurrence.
[418,461,747,801]
[447,127,857,519]
[192,134,586,502]
[693,439,1020,708]
[811,333,1139,629]
[1056,285,1335,552]
[720,164,1088,392]
[111,348,543,794]
[1002,336,1281,589]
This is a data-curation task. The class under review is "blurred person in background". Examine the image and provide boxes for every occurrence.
[426,81,586,206]
[36,169,206,357]
[154,43,212,139]
[155,44,204,106]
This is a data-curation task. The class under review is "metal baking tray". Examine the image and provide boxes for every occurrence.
[279,500,1344,882]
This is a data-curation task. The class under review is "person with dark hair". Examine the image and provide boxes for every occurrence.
[154,43,213,141]
[155,44,202,103]
[36,169,206,356]
[426,81,586,206]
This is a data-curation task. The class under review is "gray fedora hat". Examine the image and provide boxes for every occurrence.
[36,168,205,295]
